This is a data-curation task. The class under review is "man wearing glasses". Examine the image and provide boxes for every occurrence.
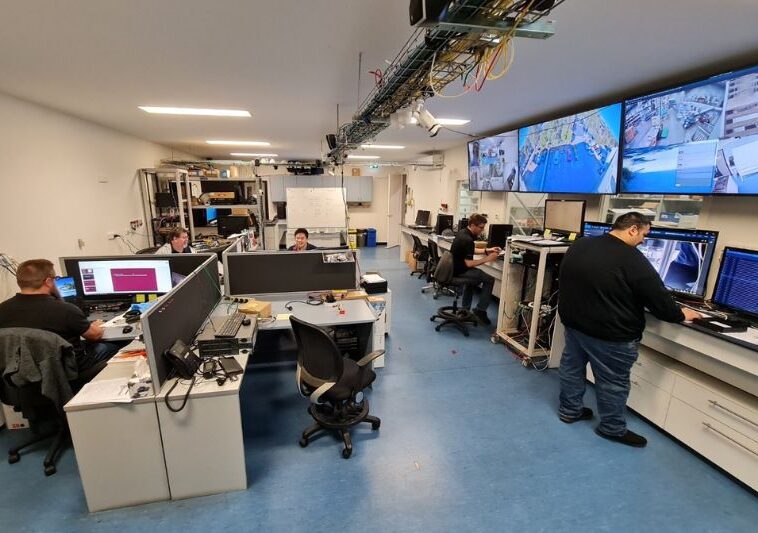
[0,259,119,371]
[557,212,701,448]
[449,213,502,325]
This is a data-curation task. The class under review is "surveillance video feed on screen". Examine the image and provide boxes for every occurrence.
[468,131,519,191]
[518,103,621,194]
[636,229,717,298]
[621,65,758,195]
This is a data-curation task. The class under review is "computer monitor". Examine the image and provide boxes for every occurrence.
[76,259,172,297]
[712,247,758,318]
[415,210,431,226]
[468,130,519,191]
[544,200,586,236]
[54,276,77,300]
[487,224,514,248]
[458,218,469,231]
[519,102,622,194]
[218,215,250,237]
[578,222,718,299]
[435,214,454,235]
[142,255,221,389]
[621,64,758,195]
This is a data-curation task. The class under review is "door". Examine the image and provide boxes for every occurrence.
[387,173,404,248]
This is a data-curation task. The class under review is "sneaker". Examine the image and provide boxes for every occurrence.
[559,407,594,424]
[473,309,491,325]
[594,428,647,448]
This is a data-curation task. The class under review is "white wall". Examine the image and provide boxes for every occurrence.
[0,91,194,299]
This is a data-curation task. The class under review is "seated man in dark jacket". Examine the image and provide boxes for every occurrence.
[288,228,318,251]
[0,259,120,372]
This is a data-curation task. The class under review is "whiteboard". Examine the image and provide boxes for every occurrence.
[286,187,347,228]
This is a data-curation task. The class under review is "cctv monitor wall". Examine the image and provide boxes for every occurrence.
[621,64,758,195]
[518,102,622,194]
[544,200,586,235]
[468,130,519,192]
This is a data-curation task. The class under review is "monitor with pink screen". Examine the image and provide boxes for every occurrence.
[77,259,172,296]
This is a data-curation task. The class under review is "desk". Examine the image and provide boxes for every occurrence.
[156,352,250,500]
[400,225,436,260]
[65,362,169,512]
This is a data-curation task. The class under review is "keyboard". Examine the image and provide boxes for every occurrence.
[215,312,246,338]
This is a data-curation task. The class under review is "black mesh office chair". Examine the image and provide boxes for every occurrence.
[410,235,429,278]
[429,252,478,337]
[421,239,453,298]
[290,316,383,459]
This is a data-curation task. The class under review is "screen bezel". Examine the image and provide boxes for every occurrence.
[710,245,758,318]
[467,130,520,193]
[619,63,758,197]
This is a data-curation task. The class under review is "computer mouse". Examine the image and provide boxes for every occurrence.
[122,325,134,334]
[241,317,251,326]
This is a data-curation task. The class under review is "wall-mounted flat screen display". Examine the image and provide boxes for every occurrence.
[621,65,758,195]
[468,130,519,191]
[518,102,622,194]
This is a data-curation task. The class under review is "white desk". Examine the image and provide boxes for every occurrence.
[65,362,169,512]
[400,225,436,259]
[156,352,249,500]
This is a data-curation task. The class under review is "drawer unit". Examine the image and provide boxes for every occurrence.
[632,347,677,393]
[665,397,758,491]
[627,375,671,427]
[672,375,758,444]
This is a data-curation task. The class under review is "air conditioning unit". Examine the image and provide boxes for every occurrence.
[414,152,444,169]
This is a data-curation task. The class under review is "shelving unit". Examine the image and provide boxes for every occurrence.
[456,180,480,220]
[601,194,703,227]
[139,168,191,248]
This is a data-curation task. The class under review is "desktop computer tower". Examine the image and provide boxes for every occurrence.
[435,214,454,235]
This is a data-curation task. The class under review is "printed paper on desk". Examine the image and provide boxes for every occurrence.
[276,313,292,321]
[76,378,132,404]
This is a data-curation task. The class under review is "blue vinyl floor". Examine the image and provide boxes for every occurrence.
[1,246,756,532]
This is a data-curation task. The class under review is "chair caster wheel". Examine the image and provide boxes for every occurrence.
[8,452,20,464]
[371,420,381,430]
[490,335,499,344]
[44,465,56,476]
[299,437,308,448]
[463,331,470,337]
[342,447,352,459]
[430,316,436,322]
[435,325,442,332]
[432,294,438,300]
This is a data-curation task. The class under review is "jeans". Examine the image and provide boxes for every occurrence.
[457,268,495,312]
[559,326,639,436]
[79,341,124,372]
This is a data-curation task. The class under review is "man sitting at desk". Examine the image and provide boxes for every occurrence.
[450,213,501,325]
[289,228,318,251]
[0,259,121,371]
[155,227,195,254]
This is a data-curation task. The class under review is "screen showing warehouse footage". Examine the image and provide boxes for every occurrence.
[621,65,758,195]
[468,130,519,191]
[518,103,621,194]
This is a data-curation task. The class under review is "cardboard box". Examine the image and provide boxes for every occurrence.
[2,403,29,430]
[239,299,272,318]
[406,250,417,270]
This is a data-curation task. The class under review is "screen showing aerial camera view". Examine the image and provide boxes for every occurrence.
[468,131,519,191]
[518,103,621,194]
[621,66,758,195]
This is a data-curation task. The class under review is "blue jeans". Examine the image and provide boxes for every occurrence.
[559,326,639,436]
[79,341,124,371]
[458,268,495,312]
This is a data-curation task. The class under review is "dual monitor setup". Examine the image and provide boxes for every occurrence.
[467,63,758,196]
[582,222,758,320]
[411,210,455,235]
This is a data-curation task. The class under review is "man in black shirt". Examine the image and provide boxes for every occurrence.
[0,259,120,371]
[288,228,318,251]
[449,213,501,325]
[557,213,700,447]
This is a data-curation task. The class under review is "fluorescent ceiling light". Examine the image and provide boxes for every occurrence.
[347,155,380,160]
[360,144,405,150]
[410,117,470,126]
[139,106,251,117]
[230,152,278,157]
[206,140,271,146]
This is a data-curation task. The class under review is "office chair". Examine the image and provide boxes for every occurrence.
[290,316,383,459]
[429,252,478,337]
[0,329,106,476]
[421,239,454,299]
[410,235,430,278]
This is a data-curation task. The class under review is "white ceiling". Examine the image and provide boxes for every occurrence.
[2,0,758,162]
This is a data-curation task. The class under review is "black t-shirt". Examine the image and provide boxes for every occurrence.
[450,228,476,276]
[288,243,318,251]
[558,233,685,342]
[0,294,91,353]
